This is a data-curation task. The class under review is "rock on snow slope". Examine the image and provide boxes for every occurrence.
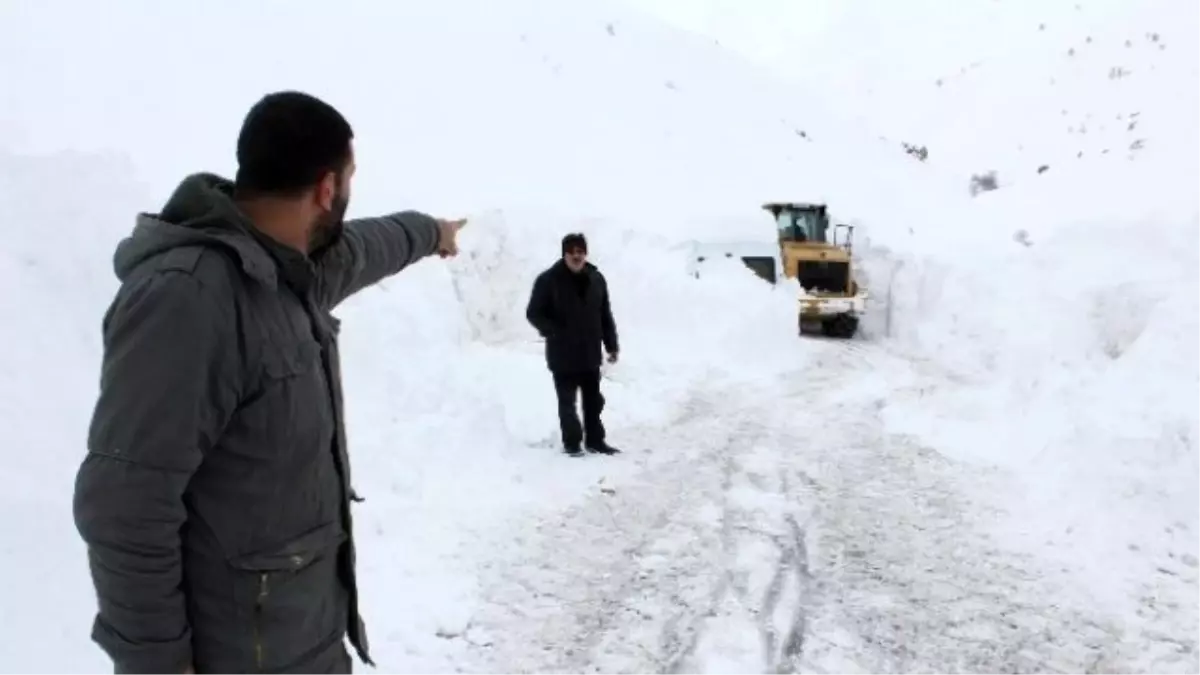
[0,0,1196,672]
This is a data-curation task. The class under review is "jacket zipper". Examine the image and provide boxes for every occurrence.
[254,573,269,671]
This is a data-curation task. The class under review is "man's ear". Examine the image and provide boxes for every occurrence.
[315,171,337,211]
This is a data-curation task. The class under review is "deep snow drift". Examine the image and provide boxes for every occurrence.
[1,0,1196,672]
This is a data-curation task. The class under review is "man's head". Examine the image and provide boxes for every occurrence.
[234,91,356,252]
[561,232,588,272]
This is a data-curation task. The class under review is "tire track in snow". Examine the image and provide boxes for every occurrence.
[661,441,813,675]
[662,413,825,675]
[782,340,1136,674]
[455,388,811,673]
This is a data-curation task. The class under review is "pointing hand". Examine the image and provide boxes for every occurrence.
[437,218,468,258]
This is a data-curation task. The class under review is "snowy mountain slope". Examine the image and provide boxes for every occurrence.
[0,0,953,233]
[1,0,1196,673]
[633,0,1199,196]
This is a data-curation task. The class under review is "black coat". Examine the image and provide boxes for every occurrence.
[526,259,619,374]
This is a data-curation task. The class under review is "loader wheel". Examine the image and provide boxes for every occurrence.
[821,313,859,339]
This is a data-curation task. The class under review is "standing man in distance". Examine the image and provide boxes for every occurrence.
[525,233,621,457]
[72,90,466,674]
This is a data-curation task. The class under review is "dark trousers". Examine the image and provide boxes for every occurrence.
[552,369,605,447]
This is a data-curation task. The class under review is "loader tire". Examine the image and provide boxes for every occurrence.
[821,313,859,339]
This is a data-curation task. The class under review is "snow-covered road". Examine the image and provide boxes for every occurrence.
[444,339,1193,673]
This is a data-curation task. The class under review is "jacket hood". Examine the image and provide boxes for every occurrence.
[113,172,278,284]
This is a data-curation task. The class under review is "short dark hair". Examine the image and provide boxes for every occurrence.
[562,232,587,254]
[234,91,354,197]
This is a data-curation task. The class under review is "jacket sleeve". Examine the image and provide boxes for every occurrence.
[600,276,619,354]
[525,273,558,339]
[73,270,241,674]
[312,211,441,310]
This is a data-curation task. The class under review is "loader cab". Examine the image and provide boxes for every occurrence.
[763,201,857,291]
[765,202,830,244]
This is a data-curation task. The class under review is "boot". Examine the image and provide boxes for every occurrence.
[586,440,620,455]
[563,441,585,457]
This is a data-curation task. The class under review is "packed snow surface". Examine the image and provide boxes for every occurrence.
[0,0,1195,672]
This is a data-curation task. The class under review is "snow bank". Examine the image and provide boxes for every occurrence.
[865,218,1199,671]
[0,149,149,672]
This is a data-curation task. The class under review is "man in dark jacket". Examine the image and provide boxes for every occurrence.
[72,91,466,674]
[525,233,621,457]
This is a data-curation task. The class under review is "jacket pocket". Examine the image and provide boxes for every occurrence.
[545,332,568,367]
[229,522,348,672]
[261,340,323,381]
[234,339,330,463]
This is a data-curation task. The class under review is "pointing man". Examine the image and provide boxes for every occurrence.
[73,90,466,673]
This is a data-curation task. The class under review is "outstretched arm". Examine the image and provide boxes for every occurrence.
[526,273,558,338]
[312,212,442,310]
[74,270,240,674]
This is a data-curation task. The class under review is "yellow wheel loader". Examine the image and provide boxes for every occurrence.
[764,202,867,338]
[684,202,868,339]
